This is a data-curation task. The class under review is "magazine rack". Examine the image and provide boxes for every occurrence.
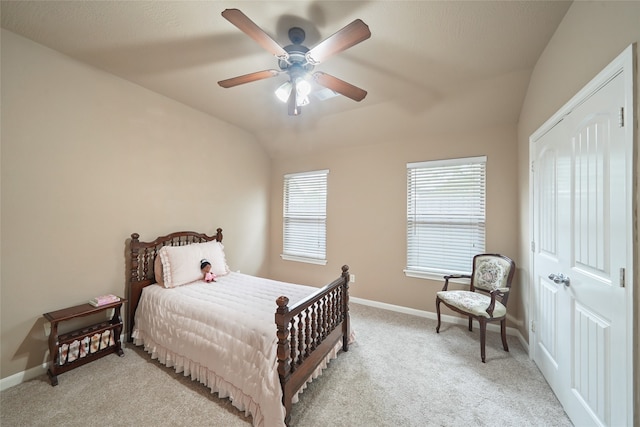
[43,297,126,386]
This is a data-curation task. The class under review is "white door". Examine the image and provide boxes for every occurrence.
[530,47,633,427]
[531,119,572,403]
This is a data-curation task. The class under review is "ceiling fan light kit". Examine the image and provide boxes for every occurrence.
[217,8,371,116]
[275,79,311,104]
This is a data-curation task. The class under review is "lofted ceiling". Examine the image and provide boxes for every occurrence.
[1,1,572,157]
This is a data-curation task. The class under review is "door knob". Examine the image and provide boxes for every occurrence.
[548,273,570,286]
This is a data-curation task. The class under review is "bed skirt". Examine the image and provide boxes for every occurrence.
[132,330,355,427]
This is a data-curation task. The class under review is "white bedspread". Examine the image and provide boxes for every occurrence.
[132,272,340,427]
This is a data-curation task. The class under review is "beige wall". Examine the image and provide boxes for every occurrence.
[516,1,640,420]
[0,30,271,379]
[3,3,638,402]
[269,124,520,319]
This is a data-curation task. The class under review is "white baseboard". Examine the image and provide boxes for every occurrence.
[350,297,529,353]
[0,363,48,391]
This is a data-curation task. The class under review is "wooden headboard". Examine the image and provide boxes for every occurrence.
[127,228,223,341]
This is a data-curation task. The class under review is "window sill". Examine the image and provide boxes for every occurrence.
[281,254,327,265]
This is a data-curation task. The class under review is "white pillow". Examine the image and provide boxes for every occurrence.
[157,240,230,288]
[195,241,230,277]
[158,244,203,288]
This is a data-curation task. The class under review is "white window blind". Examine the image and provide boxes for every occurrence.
[282,170,328,264]
[406,156,486,276]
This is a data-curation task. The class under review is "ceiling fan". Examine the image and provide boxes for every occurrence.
[217,9,371,116]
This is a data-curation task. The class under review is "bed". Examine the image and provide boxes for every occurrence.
[127,228,351,426]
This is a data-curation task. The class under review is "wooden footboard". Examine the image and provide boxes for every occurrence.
[275,265,351,425]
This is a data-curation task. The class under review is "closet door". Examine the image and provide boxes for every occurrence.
[530,46,633,427]
[531,119,572,407]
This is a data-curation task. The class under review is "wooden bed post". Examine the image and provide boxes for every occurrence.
[275,296,292,424]
[341,265,350,352]
[128,233,140,342]
[130,233,140,283]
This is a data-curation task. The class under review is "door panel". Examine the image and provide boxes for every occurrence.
[573,303,609,423]
[574,115,609,275]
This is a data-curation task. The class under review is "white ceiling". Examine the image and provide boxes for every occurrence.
[1,1,572,157]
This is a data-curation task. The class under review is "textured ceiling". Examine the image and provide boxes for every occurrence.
[1,1,571,157]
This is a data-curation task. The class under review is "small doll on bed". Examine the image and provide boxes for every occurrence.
[200,259,216,282]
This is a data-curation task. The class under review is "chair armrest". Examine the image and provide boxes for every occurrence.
[442,274,471,291]
[486,288,510,316]
[444,274,471,280]
[491,288,510,300]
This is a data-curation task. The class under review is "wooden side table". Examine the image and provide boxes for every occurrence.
[43,297,126,386]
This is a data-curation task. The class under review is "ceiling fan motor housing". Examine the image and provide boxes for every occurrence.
[279,27,314,74]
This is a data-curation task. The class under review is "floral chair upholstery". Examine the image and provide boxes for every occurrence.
[435,254,516,362]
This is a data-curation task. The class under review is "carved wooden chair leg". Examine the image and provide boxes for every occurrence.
[468,316,473,331]
[501,318,509,352]
[435,298,442,333]
[479,318,487,363]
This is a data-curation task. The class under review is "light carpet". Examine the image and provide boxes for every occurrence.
[1,303,572,426]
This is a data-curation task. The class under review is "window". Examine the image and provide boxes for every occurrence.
[405,156,486,278]
[282,169,328,265]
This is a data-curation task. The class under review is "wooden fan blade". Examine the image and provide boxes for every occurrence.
[218,69,281,88]
[306,19,371,64]
[313,72,367,102]
[221,9,288,59]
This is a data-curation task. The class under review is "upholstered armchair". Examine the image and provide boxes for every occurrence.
[435,253,516,362]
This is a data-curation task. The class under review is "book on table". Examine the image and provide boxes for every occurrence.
[89,294,120,307]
